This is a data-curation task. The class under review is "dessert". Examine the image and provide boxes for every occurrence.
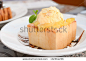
[27,7,76,50]
[0,1,12,21]
[7,7,12,19]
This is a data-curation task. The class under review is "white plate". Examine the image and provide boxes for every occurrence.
[1,14,86,56]
[0,5,27,24]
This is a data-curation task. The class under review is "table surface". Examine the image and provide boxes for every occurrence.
[0,0,86,57]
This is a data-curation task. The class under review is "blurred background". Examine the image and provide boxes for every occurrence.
[2,0,86,6]
[1,0,86,14]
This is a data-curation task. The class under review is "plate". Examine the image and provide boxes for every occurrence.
[0,5,27,24]
[1,14,86,56]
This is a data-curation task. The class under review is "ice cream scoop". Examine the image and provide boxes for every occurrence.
[37,6,63,24]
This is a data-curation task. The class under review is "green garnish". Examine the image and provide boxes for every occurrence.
[29,10,38,23]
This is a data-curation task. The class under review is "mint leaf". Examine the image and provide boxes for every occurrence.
[33,10,36,14]
[35,10,38,14]
[29,10,38,23]
[33,10,38,15]
[29,15,37,23]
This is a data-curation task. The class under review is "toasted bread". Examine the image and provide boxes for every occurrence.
[27,21,76,50]
[3,8,8,20]
[0,9,3,21]
[0,9,5,21]
[7,7,12,19]
[0,14,2,21]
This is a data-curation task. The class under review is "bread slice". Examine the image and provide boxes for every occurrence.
[0,7,12,21]
[3,8,8,20]
[0,14,2,21]
[0,9,3,21]
[27,21,76,50]
[7,7,12,19]
[0,9,5,21]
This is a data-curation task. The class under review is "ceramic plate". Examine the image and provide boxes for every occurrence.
[0,5,27,24]
[1,14,86,56]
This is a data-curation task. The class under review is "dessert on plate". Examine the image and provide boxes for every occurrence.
[0,1,12,21]
[27,7,76,50]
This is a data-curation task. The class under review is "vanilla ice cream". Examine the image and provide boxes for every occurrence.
[37,7,63,24]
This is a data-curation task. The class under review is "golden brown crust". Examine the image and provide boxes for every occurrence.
[0,9,5,21]
[3,8,8,20]
[7,7,12,19]
[28,21,76,50]
[0,9,3,21]
[0,7,12,21]
[0,15,2,21]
